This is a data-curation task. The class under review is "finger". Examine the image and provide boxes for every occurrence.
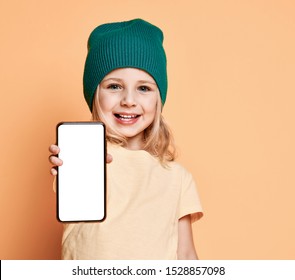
[49,155,63,166]
[50,167,58,176]
[106,153,113,164]
[49,144,60,155]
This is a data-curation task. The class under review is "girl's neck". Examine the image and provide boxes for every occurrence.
[124,135,144,151]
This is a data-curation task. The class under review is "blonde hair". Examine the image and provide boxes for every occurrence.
[91,89,176,163]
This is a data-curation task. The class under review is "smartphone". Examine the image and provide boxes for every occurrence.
[56,122,106,222]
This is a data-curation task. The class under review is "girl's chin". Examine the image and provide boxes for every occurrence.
[113,126,144,140]
[118,130,143,139]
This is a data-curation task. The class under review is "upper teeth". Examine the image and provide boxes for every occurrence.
[119,114,137,119]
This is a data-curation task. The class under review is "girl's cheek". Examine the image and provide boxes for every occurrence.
[99,93,115,108]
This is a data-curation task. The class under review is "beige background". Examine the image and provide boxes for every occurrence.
[0,0,294,259]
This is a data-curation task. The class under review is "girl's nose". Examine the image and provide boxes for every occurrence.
[120,89,137,107]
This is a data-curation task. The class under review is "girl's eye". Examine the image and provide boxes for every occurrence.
[107,84,121,90]
[138,86,151,92]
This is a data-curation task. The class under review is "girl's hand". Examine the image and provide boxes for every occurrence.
[49,144,62,176]
[48,144,113,176]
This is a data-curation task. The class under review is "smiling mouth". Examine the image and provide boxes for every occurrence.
[114,114,140,120]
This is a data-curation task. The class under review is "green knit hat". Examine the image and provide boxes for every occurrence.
[83,18,167,112]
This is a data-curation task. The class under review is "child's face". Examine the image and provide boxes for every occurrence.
[97,68,159,148]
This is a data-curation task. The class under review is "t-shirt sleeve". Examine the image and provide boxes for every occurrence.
[178,168,203,223]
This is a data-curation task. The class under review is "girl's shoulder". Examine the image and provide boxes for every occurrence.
[167,160,195,181]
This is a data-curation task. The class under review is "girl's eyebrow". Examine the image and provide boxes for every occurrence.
[101,78,123,82]
[137,80,157,85]
[102,78,156,85]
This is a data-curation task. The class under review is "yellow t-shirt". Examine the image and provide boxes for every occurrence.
[60,144,203,260]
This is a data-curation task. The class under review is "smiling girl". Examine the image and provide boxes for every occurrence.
[49,18,203,260]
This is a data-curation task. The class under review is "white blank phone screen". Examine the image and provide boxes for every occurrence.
[57,122,105,222]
